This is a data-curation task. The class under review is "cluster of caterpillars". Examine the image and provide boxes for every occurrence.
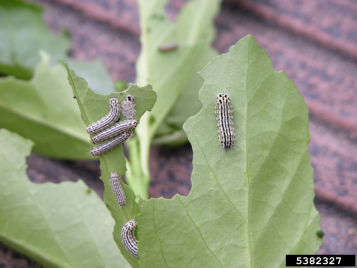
[87,96,137,156]
[86,96,139,257]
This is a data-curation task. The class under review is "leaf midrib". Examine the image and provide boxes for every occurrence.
[151,201,169,267]
[177,196,223,267]
[0,232,70,268]
[245,42,253,268]
[0,102,88,143]
[184,0,212,46]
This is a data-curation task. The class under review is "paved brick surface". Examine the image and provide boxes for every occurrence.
[1,0,356,266]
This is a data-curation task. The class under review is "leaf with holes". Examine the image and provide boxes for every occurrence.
[66,64,157,267]
[0,129,130,268]
[137,35,322,267]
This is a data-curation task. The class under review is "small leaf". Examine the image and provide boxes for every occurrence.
[0,52,90,159]
[138,35,322,267]
[0,129,131,268]
[66,59,116,94]
[66,64,157,267]
[0,0,70,79]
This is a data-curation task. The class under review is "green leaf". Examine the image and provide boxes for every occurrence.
[0,0,70,79]
[135,0,221,144]
[138,35,322,267]
[66,64,157,267]
[160,46,217,145]
[114,80,128,93]
[0,129,131,268]
[66,59,116,94]
[0,52,90,160]
[0,0,115,95]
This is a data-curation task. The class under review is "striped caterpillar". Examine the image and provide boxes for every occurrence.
[110,172,126,206]
[92,119,137,144]
[215,93,235,149]
[121,95,136,120]
[90,131,131,156]
[121,219,138,258]
[86,97,121,134]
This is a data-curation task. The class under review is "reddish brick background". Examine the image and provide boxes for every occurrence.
[1,0,356,266]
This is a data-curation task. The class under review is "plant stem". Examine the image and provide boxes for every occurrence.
[125,137,149,199]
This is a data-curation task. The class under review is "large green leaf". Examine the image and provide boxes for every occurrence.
[135,0,221,144]
[66,65,157,267]
[0,129,130,268]
[0,0,70,79]
[137,35,322,267]
[0,52,90,159]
